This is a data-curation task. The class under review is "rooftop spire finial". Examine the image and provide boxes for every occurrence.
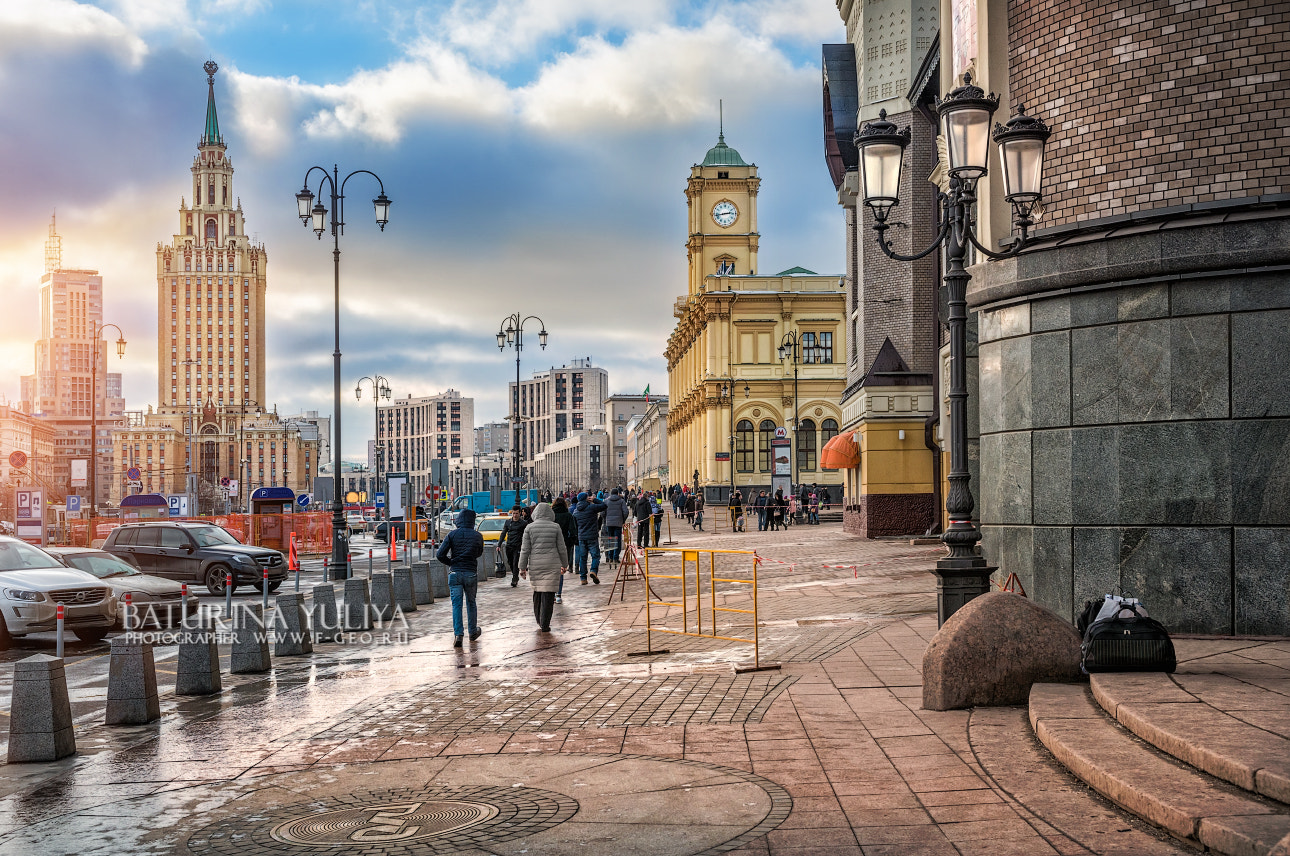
[201,61,223,147]
[44,213,61,274]
[719,99,724,143]
[204,60,218,84]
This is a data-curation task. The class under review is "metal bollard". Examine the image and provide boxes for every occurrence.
[294,565,300,593]
[386,548,392,573]
[261,567,269,615]
[123,591,133,632]
[55,604,64,659]
[368,549,373,576]
[179,583,189,629]
[224,571,232,618]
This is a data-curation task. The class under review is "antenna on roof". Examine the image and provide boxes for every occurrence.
[719,99,724,142]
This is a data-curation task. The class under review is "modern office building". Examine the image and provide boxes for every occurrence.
[375,389,475,501]
[508,359,609,481]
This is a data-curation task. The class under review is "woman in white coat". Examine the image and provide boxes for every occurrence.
[518,502,569,632]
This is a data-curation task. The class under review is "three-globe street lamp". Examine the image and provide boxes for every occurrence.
[495,314,548,492]
[89,322,126,518]
[294,165,392,581]
[355,375,391,523]
[853,75,1052,623]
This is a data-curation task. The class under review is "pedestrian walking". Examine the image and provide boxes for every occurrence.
[728,489,743,532]
[518,502,568,633]
[435,508,483,648]
[693,491,705,531]
[603,487,629,565]
[650,493,663,546]
[500,506,529,587]
[552,496,577,604]
[808,490,820,525]
[754,490,769,531]
[572,491,607,584]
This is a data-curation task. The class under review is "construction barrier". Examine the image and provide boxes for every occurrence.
[635,547,778,672]
[68,512,336,553]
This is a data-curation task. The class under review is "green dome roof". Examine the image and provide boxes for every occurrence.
[701,133,747,167]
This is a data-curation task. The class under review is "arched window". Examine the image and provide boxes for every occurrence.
[821,419,839,471]
[758,420,775,473]
[205,219,217,242]
[797,418,817,472]
[736,420,754,472]
[208,183,215,205]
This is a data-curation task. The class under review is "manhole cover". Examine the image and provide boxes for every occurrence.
[188,785,578,854]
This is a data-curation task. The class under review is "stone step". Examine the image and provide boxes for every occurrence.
[1091,672,1290,806]
[1029,683,1290,856]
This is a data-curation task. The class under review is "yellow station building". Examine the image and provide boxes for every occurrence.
[665,132,847,502]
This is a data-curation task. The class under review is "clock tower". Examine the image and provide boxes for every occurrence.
[685,131,760,295]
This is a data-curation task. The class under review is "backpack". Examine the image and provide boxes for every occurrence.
[1080,601,1176,674]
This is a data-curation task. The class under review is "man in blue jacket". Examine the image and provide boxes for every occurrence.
[602,488,630,565]
[436,508,483,647]
[572,491,606,584]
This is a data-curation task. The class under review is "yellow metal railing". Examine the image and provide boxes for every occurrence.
[635,547,778,672]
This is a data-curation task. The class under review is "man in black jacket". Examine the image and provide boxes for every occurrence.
[633,493,653,549]
[571,492,606,584]
[436,508,483,647]
[500,506,529,587]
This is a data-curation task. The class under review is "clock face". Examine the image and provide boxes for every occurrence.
[712,200,738,228]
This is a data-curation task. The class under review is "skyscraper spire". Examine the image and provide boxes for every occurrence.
[202,60,223,147]
[44,213,61,274]
[719,99,724,143]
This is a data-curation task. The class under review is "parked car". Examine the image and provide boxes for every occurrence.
[0,536,117,648]
[103,521,287,597]
[345,511,366,532]
[45,547,199,628]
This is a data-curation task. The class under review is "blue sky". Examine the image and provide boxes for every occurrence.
[0,0,845,460]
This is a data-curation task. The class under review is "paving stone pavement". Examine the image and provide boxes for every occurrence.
[0,524,1196,855]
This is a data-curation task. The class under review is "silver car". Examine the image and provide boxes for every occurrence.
[46,547,199,629]
[0,536,117,647]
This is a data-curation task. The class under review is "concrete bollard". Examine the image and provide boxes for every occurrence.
[7,654,75,762]
[411,561,434,605]
[392,566,418,613]
[230,603,271,674]
[105,638,161,725]
[312,583,340,642]
[274,593,314,656]
[370,572,394,623]
[429,563,450,599]
[175,627,222,696]
[343,577,372,631]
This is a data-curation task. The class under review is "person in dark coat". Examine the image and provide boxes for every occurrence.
[500,506,529,587]
[754,490,769,531]
[728,489,743,532]
[633,493,653,549]
[436,508,483,647]
[552,496,578,604]
[572,492,606,584]
[603,488,629,564]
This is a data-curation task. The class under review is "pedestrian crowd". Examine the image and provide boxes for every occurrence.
[434,482,832,647]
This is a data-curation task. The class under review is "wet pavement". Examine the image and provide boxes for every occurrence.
[0,523,1193,854]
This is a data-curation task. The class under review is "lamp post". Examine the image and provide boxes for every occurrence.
[294,164,391,580]
[355,375,391,523]
[89,322,126,518]
[234,399,262,513]
[720,382,737,500]
[777,331,816,493]
[853,76,1052,624]
[495,313,548,494]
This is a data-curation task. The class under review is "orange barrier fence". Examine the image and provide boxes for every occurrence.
[67,512,336,553]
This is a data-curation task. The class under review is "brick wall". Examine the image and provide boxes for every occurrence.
[1009,0,1288,229]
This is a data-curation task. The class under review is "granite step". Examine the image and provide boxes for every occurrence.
[1030,683,1290,856]
[1091,672,1290,805]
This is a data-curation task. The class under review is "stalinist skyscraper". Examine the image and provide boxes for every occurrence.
[111,63,320,513]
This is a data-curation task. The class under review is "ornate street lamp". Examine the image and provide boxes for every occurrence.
[294,165,392,580]
[496,313,548,494]
[854,75,1052,624]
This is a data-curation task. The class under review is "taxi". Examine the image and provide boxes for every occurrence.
[475,513,511,544]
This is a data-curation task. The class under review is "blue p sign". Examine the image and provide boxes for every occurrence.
[66,496,82,513]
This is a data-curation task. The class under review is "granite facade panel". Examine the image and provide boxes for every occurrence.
[1170,315,1229,420]
[1032,527,1074,623]
[1071,326,1119,425]
[1070,427,1119,526]
[1117,527,1233,635]
[1032,429,1072,526]
[1232,310,1290,418]
[1117,422,1231,526]
[1232,420,1290,526]
[983,525,1034,597]
[1116,320,1171,423]
[980,432,1031,526]
[1030,331,1071,429]
[1235,528,1290,636]
[1072,528,1121,613]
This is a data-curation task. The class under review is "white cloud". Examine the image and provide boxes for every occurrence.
[518,17,812,131]
[746,0,844,44]
[438,0,675,64]
[0,1,148,68]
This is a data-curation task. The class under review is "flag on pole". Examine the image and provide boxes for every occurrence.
[644,384,650,404]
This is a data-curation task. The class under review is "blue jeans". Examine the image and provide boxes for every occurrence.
[605,525,622,561]
[575,538,600,579]
[448,571,479,637]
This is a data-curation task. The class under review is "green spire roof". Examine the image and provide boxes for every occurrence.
[201,60,223,146]
[702,132,747,167]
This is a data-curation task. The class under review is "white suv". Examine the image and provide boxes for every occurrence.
[0,536,118,647]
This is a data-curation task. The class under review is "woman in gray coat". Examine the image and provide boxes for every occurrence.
[519,502,569,632]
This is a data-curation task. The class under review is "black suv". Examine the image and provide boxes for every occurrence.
[103,522,287,596]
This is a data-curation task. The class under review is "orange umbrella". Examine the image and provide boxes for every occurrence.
[820,430,860,469]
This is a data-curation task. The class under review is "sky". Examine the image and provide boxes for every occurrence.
[0,0,846,461]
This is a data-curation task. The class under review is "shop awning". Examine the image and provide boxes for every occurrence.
[820,430,860,469]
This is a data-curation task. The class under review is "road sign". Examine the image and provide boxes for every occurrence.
[65,495,82,513]
[227,479,238,497]
[297,493,312,507]
[15,489,44,545]
[8,450,27,469]
[425,485,434,500]
[220,476,231,487]
[375,492,385,507]
[166,495,189,517]
[127,466,142,481]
